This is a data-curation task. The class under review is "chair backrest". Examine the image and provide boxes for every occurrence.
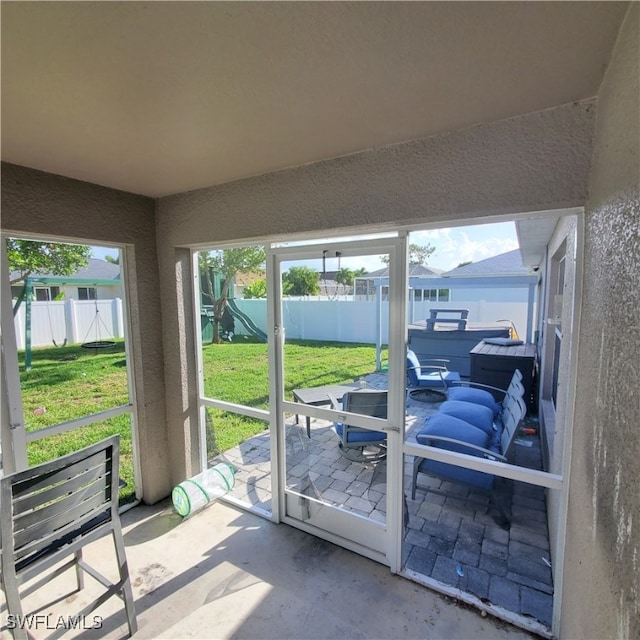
[500,390,527,456]
[504,369,524,398]
[406,350,422,386]
[1,436,120,576]
[342,389,388,419]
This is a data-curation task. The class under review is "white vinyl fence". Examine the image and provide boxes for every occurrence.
[14,299,125,350]
[17,297,531,350]
[231,298,532,343]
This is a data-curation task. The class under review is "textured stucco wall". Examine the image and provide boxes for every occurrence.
[561,6,640,639]
[0,164,170,503]
[157,100,595,246]
[156,101,596,487]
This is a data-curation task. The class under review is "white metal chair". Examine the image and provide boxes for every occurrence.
[0,435,137,639]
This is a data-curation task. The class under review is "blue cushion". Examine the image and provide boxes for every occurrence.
[334,423,386,444]
[447,386,501,415]
[439,400,495,435]
[416,413,490,450]
[415,414,495,491]
[418,458,495,492]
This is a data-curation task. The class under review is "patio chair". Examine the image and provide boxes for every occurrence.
[406,349,461,403]
[330,389,388,462]
[0,435,137,640]
[445,368,524,415]
[411,385,527,526]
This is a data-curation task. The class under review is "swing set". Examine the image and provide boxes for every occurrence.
[20,276,118,370]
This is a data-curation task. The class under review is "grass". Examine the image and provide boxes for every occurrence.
[203,338,383,456]
[17,338,383,502]
[18,341,135,503]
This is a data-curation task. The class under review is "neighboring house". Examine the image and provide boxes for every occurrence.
[10,258,122,301]
[440,249,534,303]
[233,271,265,299]
[357,263,446,301]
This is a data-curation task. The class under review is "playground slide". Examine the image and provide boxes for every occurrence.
[227,299,267,342]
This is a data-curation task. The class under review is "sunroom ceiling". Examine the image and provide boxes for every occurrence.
[1,2,629,197]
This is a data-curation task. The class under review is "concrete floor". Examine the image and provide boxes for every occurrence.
[1,499,536,640]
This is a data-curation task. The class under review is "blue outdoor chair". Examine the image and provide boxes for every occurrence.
[330,389,388,463]
[411,382,527,525]
[406,350,461,402]
[446,368,524,416]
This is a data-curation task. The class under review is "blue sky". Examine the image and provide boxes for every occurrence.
[91,221,518,273]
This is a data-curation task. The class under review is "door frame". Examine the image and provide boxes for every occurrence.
[267,233,408,569]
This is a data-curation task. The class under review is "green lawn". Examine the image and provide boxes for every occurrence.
[202,339,383,456]
[18,338,383,503]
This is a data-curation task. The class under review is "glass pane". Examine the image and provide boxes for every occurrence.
[206,408,272,512]
[196,244,272,514]
[281,248,391,523]
[10,239,129,429]
[197,246,268,411]
[27,414,135,506]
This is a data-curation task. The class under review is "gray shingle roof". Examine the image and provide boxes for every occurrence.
[441,249,527,277]
[366,264,442,278]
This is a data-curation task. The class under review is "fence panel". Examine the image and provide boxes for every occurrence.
[13,299,124,350]
[233,299,530,344]
[16,297,530,350]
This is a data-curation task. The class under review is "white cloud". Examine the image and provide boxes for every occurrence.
[411,222,518,271]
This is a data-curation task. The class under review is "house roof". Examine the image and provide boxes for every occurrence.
[441,250,529,278]
[366,264,443,279]
[0,3,628,197]
[12,259,120,283]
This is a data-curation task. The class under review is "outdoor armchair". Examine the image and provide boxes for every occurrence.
[330,389,388,463]
[406,349,461,389]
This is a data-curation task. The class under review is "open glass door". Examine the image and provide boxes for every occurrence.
[268,235,407,565]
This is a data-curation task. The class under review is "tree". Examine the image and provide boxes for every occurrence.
[380,242,435,266]
[7,239,92,315]
[335,267,367,294]
[199,247,265,343]
[282,266,319,296]
[105,254,120,264]
[243,279,267,299]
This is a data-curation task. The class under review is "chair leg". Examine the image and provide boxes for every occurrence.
[112,527,138,637]
[74,549,85,591]
[411,457,423,500]
[3,570,28,640]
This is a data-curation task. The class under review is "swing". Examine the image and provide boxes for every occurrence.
[45,298,67,348]
[81,297,116,350]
